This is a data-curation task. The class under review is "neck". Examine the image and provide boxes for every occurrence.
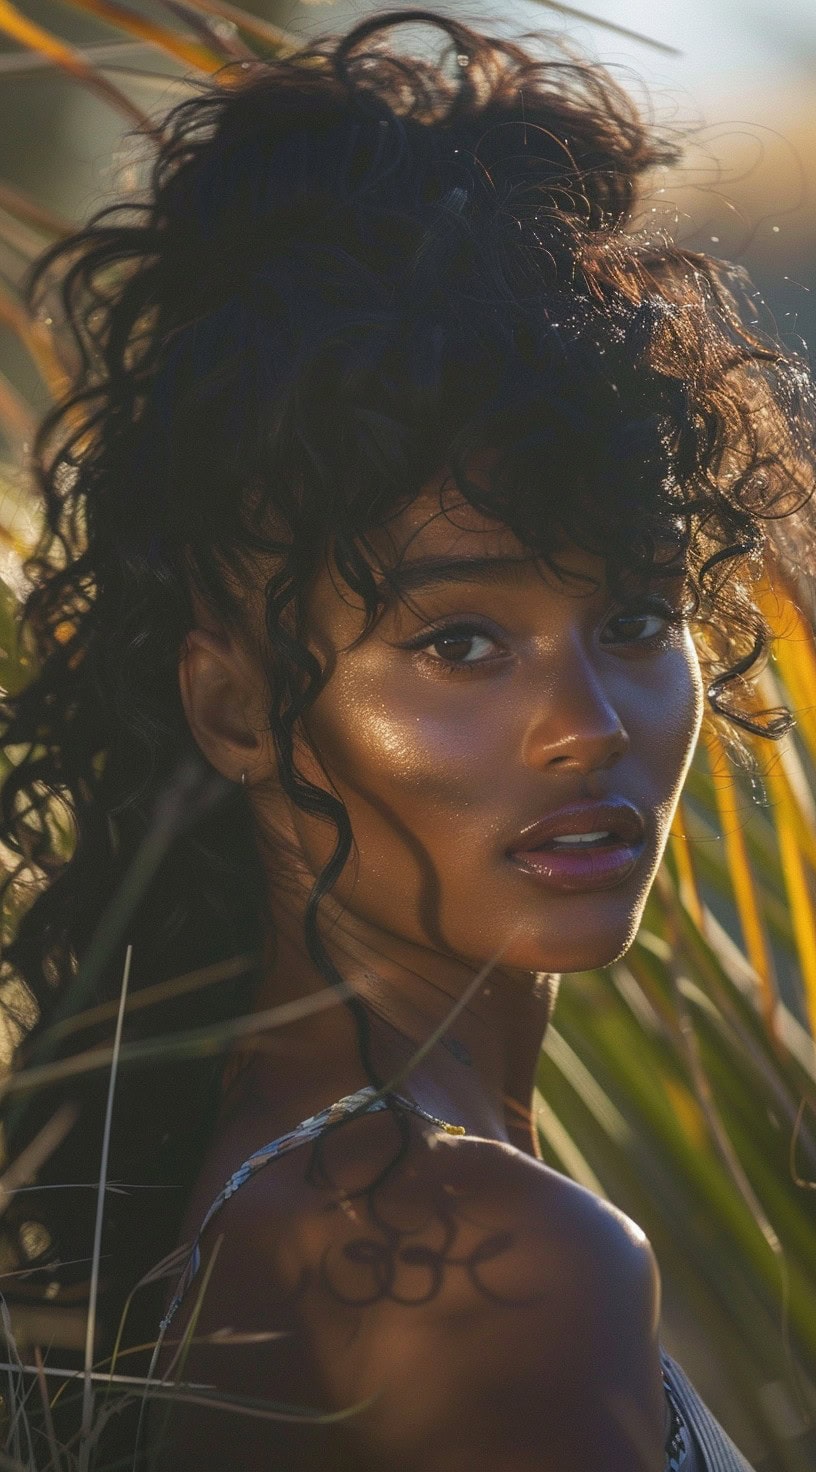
[245,897,560,1159]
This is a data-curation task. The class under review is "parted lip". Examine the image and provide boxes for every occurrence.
[508,799,646,852]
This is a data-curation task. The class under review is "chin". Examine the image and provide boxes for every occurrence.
[497,913,643,976]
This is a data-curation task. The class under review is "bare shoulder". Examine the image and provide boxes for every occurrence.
[160,1110,666,1472]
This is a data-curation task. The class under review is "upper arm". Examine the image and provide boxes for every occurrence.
[154,1128,667,1472]
[329,1171,667,1472]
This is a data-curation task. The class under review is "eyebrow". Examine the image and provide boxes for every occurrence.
[374,548,689,607]
[376,554,544,602]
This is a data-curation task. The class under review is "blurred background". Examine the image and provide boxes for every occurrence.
[1,3,816,1470]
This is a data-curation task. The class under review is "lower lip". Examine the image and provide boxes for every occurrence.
[507,840,646,892]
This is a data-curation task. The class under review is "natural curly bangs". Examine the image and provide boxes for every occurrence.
[0,8,814,1296]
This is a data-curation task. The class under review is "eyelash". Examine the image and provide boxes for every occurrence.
[405,597,687,673]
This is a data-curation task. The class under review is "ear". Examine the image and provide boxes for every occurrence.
[178,624,275,785]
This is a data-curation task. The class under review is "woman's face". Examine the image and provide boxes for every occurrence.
[264,469,704,976]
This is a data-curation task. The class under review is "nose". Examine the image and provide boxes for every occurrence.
[520,649,631,775]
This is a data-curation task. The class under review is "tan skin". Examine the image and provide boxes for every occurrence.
[163,465,705,1471]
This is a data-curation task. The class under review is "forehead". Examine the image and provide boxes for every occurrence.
[365,455,690,586]
[298,464,616,648]
[379,487,517,561]
[367,467,594,575]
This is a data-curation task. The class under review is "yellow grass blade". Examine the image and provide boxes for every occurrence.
[775,636,816,776]
[0,207,60,263]
[0,287,70,404]
[662,1076,709,1151]
[61,0,228,75]
[0,184,73,242]
[755,565,816,776]
[701,722,779,1036]
[651,865,785,1262]
[751,728,816,1040]
[0,370,36,453]
[668,795,705,930]
[753,664,816,871]
[0,0,156,133]
[161,0,298,58]
[154,0,255,63]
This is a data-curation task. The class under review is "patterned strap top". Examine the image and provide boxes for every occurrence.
[160,1085,757,1472]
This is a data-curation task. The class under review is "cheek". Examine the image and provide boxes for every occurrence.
[641,639,705,815]
[306,665,492,808]
[295,662,501,886]
[667,635,705,756]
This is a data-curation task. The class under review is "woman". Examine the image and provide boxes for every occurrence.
[1,10,813,1469]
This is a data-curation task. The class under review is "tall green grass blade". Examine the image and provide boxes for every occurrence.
[33,1346,63,1472]
[79,942,132,1468]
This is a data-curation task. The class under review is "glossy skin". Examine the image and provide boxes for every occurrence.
[172,464,705,1469]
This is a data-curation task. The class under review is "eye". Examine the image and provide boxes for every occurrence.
[602,597,685,647]
[409,621,504,669]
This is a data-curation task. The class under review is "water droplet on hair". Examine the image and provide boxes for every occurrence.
[710,236,719,244]
[456,53,470,67]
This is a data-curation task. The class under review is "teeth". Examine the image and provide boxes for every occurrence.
[550,830,612,845]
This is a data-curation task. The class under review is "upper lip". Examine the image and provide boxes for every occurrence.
[509,798,646,852]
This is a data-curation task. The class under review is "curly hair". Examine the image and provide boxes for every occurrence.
[0,7,814,1342]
